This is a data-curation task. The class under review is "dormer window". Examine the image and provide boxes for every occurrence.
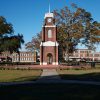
[48,30,52,38]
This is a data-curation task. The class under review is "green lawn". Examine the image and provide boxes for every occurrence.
[58,68,100,81]
[0,84,100,100]
[95,64,100,68]
[0,69,42,82]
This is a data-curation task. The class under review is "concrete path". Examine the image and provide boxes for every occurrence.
[37,69,61,82]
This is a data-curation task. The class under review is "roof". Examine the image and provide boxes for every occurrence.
[44,12,54,18]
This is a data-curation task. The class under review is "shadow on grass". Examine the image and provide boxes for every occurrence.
[0,73,100,100]
[60,72,100,82]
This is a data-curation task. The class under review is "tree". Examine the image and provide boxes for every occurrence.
[0,16,13,36]
[0,16,24,53]
[25,32,41,52]
[54,4,100,62]
[25,4,100,63]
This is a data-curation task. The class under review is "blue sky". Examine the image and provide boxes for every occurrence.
[0,0,100,51]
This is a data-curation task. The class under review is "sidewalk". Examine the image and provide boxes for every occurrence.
[36,69,61,82]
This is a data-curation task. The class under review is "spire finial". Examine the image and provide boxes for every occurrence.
[49,4,50,13]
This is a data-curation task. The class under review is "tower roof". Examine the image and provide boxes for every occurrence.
[44,4,54,18]
[44,13,54,18]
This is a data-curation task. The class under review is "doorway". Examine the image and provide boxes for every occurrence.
[47,53,53,64]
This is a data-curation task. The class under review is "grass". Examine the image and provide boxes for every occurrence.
[95,64,100,68]
[0,83,100,100]
[0,69,42,82]
[0,66,100,100]
[58,68,100,81]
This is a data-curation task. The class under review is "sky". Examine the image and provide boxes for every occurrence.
[0,0,100,51]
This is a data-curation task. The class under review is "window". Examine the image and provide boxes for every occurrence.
[95,54,99,57]
[48,30,52,38]
[75,51,78,53]
[80,51,84,53]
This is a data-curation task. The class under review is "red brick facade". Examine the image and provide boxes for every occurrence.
[42,27,57,42]
[40,12,59,65]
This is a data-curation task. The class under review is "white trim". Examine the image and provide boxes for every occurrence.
[40,62,47,65]
[40,62,42,65]
[52,62,59,65]
[43,62,47,65]
[40,41,59,46]
[44,13,54,18]
[45,25,56,27]
[40,62,58,65]
[40,42,43,46]
[42,25,56,27]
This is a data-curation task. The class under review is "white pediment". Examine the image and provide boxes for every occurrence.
[40,41,59,46]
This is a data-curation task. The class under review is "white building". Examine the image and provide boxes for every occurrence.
[65,49,100,61]
[0,51,37,63]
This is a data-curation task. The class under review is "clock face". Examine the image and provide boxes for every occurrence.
[48,18,52,22]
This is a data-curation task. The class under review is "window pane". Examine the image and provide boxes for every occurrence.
[48,30,52,38]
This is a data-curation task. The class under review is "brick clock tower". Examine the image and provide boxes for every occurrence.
[40,10,59,65]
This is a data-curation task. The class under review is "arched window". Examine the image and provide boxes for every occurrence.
[48,30,52,38]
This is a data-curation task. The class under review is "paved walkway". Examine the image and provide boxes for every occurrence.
[36,69,61,82]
